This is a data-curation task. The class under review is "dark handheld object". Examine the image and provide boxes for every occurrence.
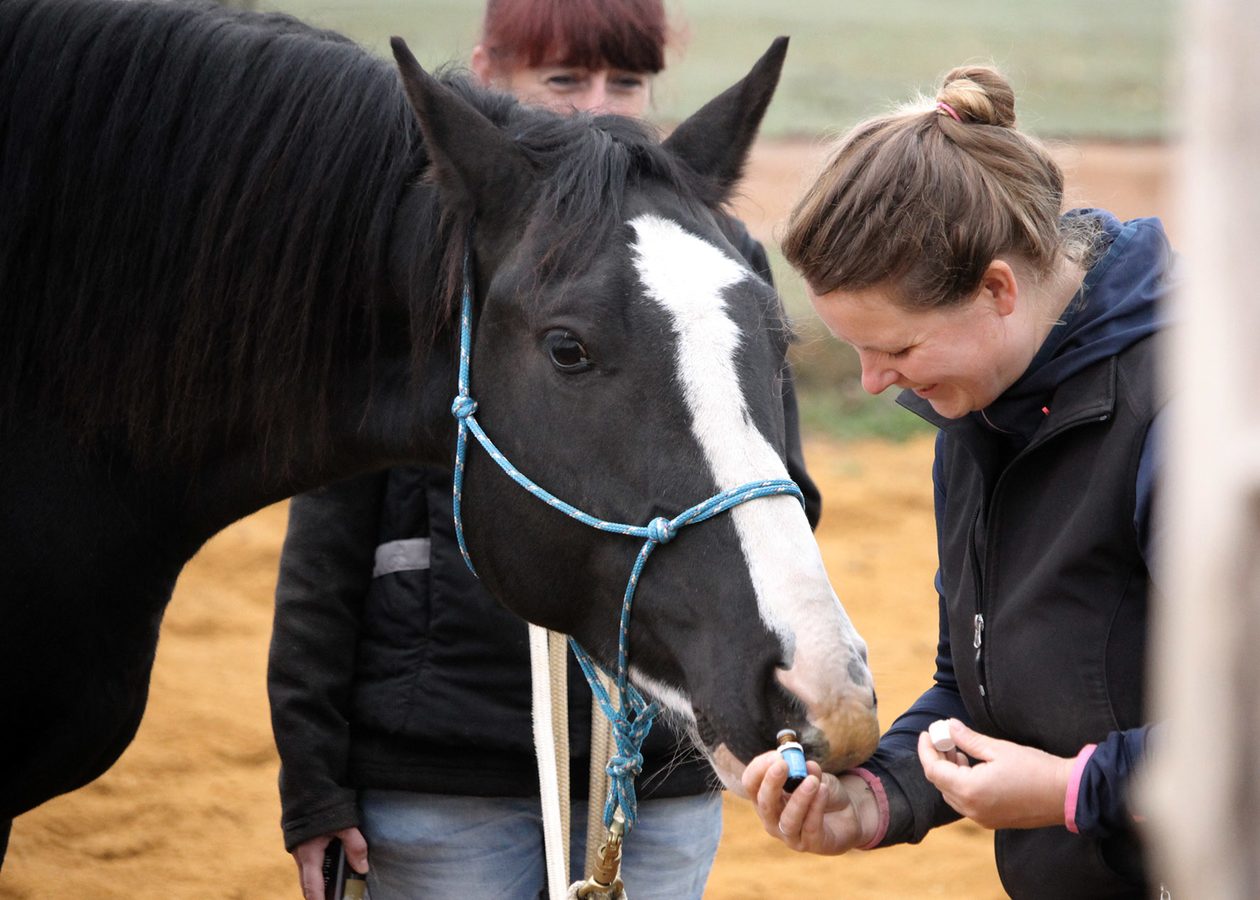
[323,839,368,900]
[776,728,808,793]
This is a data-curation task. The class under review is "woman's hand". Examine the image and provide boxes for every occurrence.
[918,719,1074,830]
[741,750,879,855]
[292,826,369,900]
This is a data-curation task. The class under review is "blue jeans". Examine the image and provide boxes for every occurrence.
[358,790,723,900]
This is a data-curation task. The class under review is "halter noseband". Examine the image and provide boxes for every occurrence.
[450,242,803,829]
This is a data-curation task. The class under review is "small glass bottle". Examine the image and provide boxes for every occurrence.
[776,728,808,793]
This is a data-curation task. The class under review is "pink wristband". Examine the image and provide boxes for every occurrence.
[847,767,889,849]
[1064,744,1097,834]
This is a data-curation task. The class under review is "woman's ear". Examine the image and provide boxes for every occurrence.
[470,44,494,87]
[980,259,1019,317]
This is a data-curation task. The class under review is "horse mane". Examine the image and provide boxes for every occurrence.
[0,0,713,466]
[0,0,426,464]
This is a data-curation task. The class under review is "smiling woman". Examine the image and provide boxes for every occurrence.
[741,63,1173,900]
[785,66,1103,423]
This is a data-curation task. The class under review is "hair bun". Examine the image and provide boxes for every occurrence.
[937,66,1016,128]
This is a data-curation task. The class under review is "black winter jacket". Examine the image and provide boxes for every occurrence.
[268,224,820,851]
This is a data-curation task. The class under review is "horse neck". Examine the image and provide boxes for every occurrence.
[184,344,459,546]
[170,181,463,537]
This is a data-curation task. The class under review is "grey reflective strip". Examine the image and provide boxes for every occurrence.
[372,538,432,577]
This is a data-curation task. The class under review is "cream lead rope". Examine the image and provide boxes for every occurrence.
[532,627,628,900]
[530,624,571,899]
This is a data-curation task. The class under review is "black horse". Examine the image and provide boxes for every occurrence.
[0,0,879,864]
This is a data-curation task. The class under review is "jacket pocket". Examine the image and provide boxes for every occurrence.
[352,540,435,735]
[996,827,1147,899]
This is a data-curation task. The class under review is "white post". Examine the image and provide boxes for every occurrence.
[1143,0,1260,895]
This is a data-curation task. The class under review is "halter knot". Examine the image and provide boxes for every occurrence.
[606,750,644,781]
[646,517,676,544]
[451,394,478,419]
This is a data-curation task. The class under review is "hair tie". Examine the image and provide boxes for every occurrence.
[936,101,962,123]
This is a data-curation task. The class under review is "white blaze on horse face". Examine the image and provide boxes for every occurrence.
[628,214,877,771]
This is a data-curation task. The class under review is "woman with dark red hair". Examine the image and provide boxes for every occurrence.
[471,0,666,118]
[267,3,821,898]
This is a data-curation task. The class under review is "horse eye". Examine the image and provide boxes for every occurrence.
[544,330,592,372]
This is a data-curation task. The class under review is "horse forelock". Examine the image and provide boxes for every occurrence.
[447,81,711,293]
[0,0,434,466]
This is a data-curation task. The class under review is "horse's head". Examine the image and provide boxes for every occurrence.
[391,39,879,784]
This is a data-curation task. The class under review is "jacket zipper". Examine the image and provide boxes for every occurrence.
[966,406,1112,722]
[966,508,991,713]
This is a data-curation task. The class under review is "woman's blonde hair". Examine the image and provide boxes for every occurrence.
[784,65,1089,309]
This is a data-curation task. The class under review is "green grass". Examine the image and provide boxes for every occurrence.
[260,0,1175,140]
[657,0,1175,139]
[798,384,934,443]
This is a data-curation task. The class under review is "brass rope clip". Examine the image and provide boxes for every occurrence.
[575,808,626,898]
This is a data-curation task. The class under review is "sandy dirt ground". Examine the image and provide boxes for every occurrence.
[0,138,1174,899]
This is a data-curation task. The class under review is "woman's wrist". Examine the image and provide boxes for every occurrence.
[1063,744,1097,833]
[843,767,889,849]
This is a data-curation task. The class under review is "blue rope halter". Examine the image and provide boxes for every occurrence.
[450,244,803,830]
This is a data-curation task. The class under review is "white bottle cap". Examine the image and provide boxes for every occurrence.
[928,719,955,753]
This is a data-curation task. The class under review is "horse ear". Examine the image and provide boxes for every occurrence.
[662,37,788,203]
[390,37,533,224]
